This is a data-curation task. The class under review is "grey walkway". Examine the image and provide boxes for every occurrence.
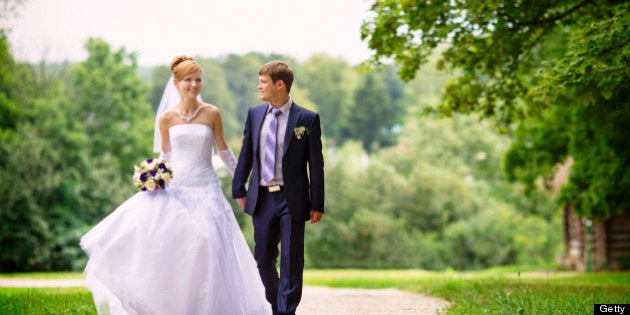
[0,278,452,314]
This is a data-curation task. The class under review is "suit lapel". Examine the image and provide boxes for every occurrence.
[284,103,301,155]
[252,105,267,157]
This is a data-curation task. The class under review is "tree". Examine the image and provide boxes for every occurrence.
[196,57,240,139]
[147,65,172,112]
[306,112,560,270]
[342,72,398,152]
[220,52,297,128]
[0,35,151,271]
[297,54,357,142]
[361,0,630,218]
[527,10,629,218]
[70,38,154,175]
[0,29,17,131]
[0,29,55,271]
[0,0,23,22]
[379,64,406,111]
[221,53,269,126]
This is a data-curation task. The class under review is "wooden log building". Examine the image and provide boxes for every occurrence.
[553,158,630,271]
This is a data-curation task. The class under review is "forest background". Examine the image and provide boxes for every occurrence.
[0,35,561,272]
[4,0,627,273]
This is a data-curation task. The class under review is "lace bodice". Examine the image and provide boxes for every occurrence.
[168,124,217,188]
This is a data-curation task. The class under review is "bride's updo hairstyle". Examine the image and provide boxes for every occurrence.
[170,55,201,81]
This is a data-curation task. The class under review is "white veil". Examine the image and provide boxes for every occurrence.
[153,76,178,153]
[152,76,202,153]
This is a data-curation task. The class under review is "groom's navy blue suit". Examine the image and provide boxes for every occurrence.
[233,101,324,315]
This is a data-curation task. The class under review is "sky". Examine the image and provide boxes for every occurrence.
[4,0,375,67]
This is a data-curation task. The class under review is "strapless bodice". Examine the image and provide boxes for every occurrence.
[168,124,217,188]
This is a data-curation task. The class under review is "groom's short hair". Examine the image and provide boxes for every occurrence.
[259,60,294,94]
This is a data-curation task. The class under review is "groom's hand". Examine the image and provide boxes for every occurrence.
[236,197,246,209]
[310,210,323,224]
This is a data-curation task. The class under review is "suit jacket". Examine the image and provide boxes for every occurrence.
[232,102,325,221]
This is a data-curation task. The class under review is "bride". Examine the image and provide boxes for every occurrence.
[80,55,271,315]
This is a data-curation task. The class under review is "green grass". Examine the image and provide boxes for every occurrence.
[303,269,630,314]
[1,269,629,314]
[0,272,85,279]
[0,287,95,315]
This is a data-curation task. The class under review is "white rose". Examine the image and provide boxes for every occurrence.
[145,179,157,191]
[162,173,172,183]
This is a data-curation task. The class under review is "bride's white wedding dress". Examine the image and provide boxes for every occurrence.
[80,124,271,315]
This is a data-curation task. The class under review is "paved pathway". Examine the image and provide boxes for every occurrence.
[0,278,452,314]
[299,285,451,315]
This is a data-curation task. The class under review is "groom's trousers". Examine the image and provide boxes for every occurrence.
[253,187,305,315]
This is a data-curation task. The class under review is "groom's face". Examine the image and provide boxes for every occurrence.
[257,75,273,102]
[258,74,283,103]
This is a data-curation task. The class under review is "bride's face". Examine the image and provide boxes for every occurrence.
[176,71,202,99]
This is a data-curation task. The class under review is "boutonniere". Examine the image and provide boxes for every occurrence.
[294,126,310,139]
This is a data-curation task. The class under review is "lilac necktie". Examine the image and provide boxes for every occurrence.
[262,108,281,183]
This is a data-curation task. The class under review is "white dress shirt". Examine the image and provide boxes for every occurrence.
[259,98,292,186]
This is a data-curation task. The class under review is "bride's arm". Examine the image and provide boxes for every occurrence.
[210,107,237,176]
[159,112,173,161]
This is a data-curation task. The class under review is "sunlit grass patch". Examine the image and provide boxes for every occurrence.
[304,269,630,314]
[0,287,95,315]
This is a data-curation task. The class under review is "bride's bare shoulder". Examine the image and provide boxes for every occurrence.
[158,109,179,127]
[199,102,218,111]
[198,103,222,117]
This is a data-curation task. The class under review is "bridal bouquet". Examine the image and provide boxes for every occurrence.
[133,157,173,191]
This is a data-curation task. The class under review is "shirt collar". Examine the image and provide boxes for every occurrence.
[268,97,292,116]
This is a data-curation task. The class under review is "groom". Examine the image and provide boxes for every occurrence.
[232,60,325,315]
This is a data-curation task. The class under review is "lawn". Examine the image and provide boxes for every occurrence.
[1,268,629,314]
[0,286,94,315]
[304,268,630,314]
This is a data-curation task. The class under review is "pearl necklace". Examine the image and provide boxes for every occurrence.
[176,105,202,123]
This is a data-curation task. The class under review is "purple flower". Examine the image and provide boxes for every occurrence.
[133,156,173,192]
